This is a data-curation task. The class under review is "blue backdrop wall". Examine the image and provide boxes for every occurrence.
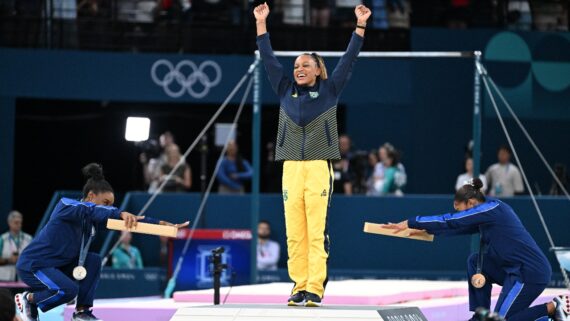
[1,28,569,227]
[104,193,568,285]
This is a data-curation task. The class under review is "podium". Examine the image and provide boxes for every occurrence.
[170,304,428,321]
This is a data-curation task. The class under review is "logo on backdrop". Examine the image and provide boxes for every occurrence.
[151,59,222,99]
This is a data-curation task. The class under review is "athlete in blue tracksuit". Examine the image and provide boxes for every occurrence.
[14,163,188,321]
[384,178,570,321]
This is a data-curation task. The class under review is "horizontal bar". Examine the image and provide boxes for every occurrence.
[256,50,479,58]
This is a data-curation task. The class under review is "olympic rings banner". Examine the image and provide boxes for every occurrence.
[150,59,222,99]
[0,50,254,103]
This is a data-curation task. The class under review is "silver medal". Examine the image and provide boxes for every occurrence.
[73,266,87,280]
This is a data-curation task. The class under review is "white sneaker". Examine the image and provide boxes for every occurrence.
[553,295,570,321]
[15,292,39,321]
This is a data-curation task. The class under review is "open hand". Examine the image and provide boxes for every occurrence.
[381,220,408,234]
[407,228,427,237]
[160,220,190,229]
[120,212,145,229]
[254,2,270,22]
[355,5,371,24]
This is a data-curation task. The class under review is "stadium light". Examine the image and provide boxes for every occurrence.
[125,117,150,142]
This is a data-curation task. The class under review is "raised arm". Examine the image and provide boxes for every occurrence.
[354,4,371,38]
[254,3,289,96]
[254,3,269,36]
[330,5,371,95]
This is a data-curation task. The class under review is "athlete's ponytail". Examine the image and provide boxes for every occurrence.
[82,163,114,198]
[455,177,486,203]
[306,53,328,80]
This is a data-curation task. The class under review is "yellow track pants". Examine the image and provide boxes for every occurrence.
[282,160,333,298]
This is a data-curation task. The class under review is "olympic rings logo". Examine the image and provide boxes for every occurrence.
[151,59,222,98]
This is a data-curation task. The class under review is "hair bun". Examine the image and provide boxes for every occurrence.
[82,163,104,181]
[471,177,484,190]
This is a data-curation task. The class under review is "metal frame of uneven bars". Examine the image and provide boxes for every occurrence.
[255,50,479,58]
[250,49,484,283]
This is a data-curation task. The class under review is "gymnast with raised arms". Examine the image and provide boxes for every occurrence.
[254,1,371,307]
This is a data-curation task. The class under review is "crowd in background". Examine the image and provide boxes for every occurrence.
[137,130,569,198]
[0,0,567,31]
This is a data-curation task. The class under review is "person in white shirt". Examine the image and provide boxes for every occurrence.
[257,220,280,271]
[485,145,524,197]
[0,211,33,281]
[455,157,487,193]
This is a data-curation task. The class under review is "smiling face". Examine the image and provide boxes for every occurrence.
[294,55,320,87]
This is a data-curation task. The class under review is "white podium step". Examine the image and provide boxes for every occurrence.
[170,304,427,321]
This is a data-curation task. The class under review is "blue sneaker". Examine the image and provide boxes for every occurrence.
[15,291,39,321]
[553,295,570,321]
[287,291,305,307]
[304,292,322,307]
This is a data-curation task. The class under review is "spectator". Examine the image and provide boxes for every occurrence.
[332,135,355,195]
[455,157,487,193]
[160,144,192,192]
[141,131,176,192]
[112,231,143,269]
[77,0,100,17]
[0,211,33,281]
[373,143,406,195]
[549,163,569,196]
[369,0,409,29]
[366,149,379,195]
[217,140,253,194]
[336,0,362,26]
[52,0,78,48]
[0,288,21,321]
[154,0,182,21]
[282,0,305,25]
[446,0,470,29]
[310,0,331,27]
[387,0,410,28]
[485,145,524,197]
[372,147,400,195]
[257,220,280,271]
[506,0,532,30]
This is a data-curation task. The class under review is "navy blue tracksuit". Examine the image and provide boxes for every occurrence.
[17,198,158,312]
[408,199,552,321]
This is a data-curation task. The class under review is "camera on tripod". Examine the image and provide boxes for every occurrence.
[474,307,505,321]
[210,247,228,305]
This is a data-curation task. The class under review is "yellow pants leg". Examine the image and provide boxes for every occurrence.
[305,160,333,298]
[282,160,308,294]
